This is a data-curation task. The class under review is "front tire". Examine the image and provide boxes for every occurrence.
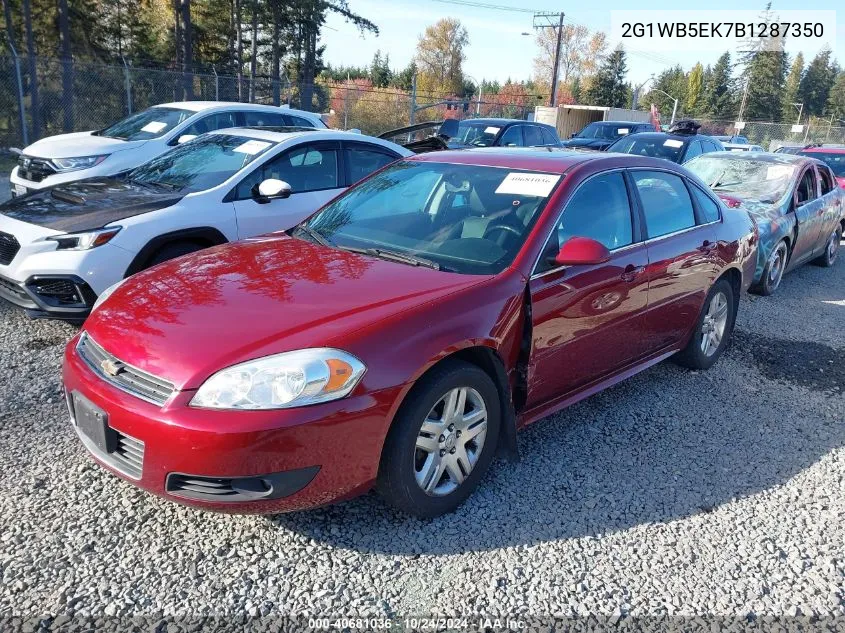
[750,240,788,296]
[674,278,736,370]
[377,360,500,518]
[813,226,841,268]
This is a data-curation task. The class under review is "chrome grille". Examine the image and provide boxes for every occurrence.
[77,333,175,406]
[0,232,20,265]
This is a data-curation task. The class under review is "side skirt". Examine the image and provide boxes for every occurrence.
[516,346,680,429]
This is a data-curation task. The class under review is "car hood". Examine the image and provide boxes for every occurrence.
[22,131,147,158]
[84,235,487,390]
[0,178,184,233]
[560,138,614,150]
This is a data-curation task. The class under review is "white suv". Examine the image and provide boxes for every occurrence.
[9,102,326,197]
[0,127,410,320]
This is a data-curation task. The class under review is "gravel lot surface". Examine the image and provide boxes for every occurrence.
[0,249,844,629]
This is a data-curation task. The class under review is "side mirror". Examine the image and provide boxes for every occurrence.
[177,134,197,144]
[252,178,291,204]
[552,237,611,266]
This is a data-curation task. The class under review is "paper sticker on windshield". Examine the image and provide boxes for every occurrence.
[141,121,168,133]
[233,140,272,155]
[617,128,629,135]
[766,165,793,180]
[484,126,501,135]
[663,139,683,148]
[496,172,560,197]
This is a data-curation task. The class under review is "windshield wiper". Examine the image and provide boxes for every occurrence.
[292,223,333,247]
[340,246,441,270]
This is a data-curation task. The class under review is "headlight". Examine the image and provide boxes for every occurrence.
[191,349,366,410]
[46,226,121,250]
[91,278,126,313]
[51,155,109,172]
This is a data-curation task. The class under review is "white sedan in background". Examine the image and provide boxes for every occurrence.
[0,128,410,320]
[9,102,326,196]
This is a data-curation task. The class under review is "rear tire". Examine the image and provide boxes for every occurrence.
[376,360,500,518]
[813,226,841,268]
[750,240,788,296]
[146,241,204,269]
[673,278,736,370]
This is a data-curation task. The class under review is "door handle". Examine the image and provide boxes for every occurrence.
[620,264,645,282]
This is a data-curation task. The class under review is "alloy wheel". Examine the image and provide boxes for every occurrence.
[700,291,729,357]
[828,230,840,264]
[768,243,787,291]
[414,386,488,496]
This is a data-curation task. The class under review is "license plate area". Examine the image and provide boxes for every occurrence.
[71,391,116,454]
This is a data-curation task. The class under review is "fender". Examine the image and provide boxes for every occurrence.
[124,227,229,277]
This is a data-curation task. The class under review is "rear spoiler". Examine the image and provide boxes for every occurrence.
[378,119,460,154]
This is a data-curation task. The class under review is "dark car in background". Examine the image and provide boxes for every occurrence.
[607,121,725,164]
[379,118,561,153]
[560,121,655,151]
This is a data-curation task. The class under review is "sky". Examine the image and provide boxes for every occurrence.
[322,0,844,88]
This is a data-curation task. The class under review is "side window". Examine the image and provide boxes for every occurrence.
[285,114,316,128]
[540,127,559,145]
[537,171,633,273]
[818,166,835,196]
[684,141,702,162]
[700,141,715,153]
[234,144,339,199]
[499,126,524,147]
[181,112,239,137]
[523,126,544,147]
[345,145,397,184]
[632,171,697,238]
[796,169,818,204]
[242,111,286,127]
[690,184,721,223]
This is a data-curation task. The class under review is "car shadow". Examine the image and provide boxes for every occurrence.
[268,328,844,554]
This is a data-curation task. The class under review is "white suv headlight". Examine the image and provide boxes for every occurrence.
[46,226,121,251]
[190,349,366,410]
[51,155,108,172]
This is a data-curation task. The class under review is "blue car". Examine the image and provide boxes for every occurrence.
[686,152,845,295]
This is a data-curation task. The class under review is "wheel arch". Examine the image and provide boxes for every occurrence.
[124,227,229,277]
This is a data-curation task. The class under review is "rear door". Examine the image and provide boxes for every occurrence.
[789,165,826,266]
[342,142,401,186]
[814,164,844,248]
[497,126,525,147]
[629,169,719,350]
[230,141,342,237]
[526,170,651,408]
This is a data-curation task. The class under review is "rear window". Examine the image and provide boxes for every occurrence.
[609,136,685,162]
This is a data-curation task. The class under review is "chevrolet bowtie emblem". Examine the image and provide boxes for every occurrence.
[100,358,121,377]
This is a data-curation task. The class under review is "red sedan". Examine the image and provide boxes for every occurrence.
[62,150,757,518]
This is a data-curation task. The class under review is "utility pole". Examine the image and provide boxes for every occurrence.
[410,74,417,126]
[533,12,565,107]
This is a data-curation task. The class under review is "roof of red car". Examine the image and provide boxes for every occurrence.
[408,148,604,173]
[799,146,845,154]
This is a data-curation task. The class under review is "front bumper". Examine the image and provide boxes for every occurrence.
[0,273,96,319]
[62,334,401,513]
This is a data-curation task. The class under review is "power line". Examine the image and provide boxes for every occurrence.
[428,0,537,13]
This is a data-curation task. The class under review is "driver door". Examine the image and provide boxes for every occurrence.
[230,141,342,238]
[526,170,650,409]
[789,166,825,267]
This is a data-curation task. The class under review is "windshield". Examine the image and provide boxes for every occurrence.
[575,123,632,140]
[303,161,560,275]
[800,151,845,177]
[686,155,796,202]
[608,135,685,162]
[97,107,194,141]
[128,134,275,192]
[453,122,502,147]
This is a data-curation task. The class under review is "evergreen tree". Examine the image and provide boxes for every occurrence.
[827,71,845,120]
[370,50,392,88]
[781,52,804,122]
[799,47,836,117]
[740,4,787,121]
[584,46,628,108]
[570,76,581,104]
[703,52,734,119]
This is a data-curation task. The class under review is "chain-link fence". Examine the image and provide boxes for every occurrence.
[697,119,845,150]
[0,55,540,149]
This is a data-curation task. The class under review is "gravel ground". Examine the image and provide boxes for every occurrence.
[0,250,844,629]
